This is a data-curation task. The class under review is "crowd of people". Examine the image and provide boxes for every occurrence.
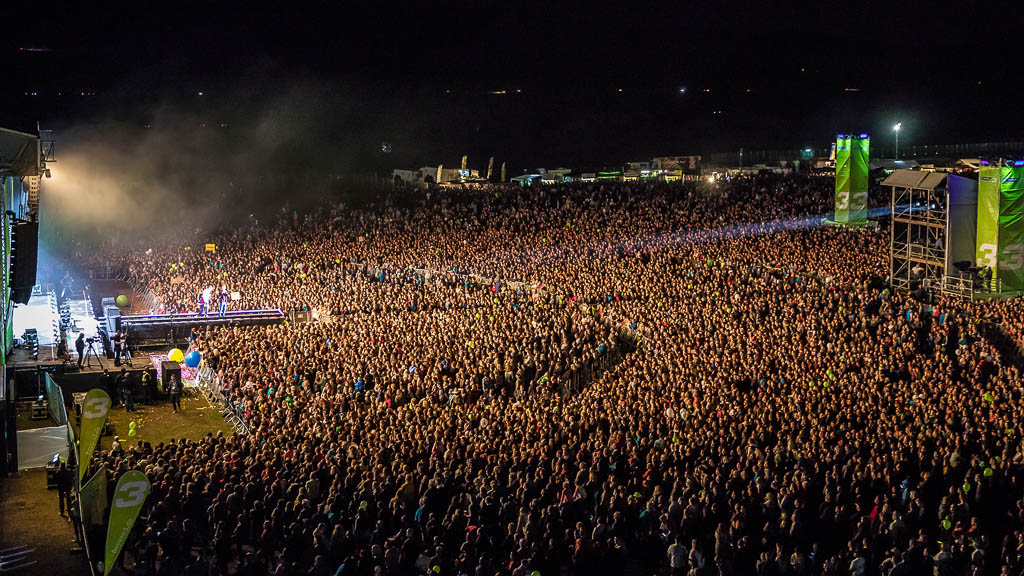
[78,174,1024,576]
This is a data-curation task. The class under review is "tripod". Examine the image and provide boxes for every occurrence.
[84,339,104,370]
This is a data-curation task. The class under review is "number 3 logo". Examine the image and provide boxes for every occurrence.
[978,243,998,270]
[114,481,149,508]
[837,191,849,210]
[83,397,110,419]
[1002,244,1024,270]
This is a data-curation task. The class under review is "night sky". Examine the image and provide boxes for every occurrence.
[2,2,1020,173]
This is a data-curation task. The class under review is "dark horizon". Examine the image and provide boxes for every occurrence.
[2,2,1021,173]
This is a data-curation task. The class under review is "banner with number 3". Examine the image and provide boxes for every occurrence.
[79,389,111,481]
[104,470,151,576]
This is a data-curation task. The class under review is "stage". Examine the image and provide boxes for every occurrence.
[119,308,287,340]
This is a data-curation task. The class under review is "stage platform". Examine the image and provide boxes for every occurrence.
[119,309,287,340]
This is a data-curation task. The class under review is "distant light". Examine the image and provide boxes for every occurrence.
[703,88,710,93]
[893,122,902,132]
[859,134,869,139]
[488,90,506,95]
[617,88,623,92]
[804,148,813,153]
[516,89,521,93]
[707,175,716,183]
[844,88,860,92]
[1015,160,1024,166]
[745,88,751,93]
[198,91,204,96]
[679,87,686,94]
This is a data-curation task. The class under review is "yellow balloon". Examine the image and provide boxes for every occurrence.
[168,348,184,363]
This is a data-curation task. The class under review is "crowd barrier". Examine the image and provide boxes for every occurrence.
[183,344,249,435]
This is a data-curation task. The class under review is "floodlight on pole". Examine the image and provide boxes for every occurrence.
[893,122,902,160]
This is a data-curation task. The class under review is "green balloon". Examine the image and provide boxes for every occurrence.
[984,467,994,477]
[129,421,137,429]
[128,429,137,437]
[962,481,972,493]
[942,519,952,530]
[116,294,130,308]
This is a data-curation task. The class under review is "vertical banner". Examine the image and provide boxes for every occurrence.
[849,135,870,223]
[460,155,467,171]
[486,157,494,181]
[104,470,151,576]
[79,389,111,481]
[977,167,1002,280]
[435,165,443,184]
[500,162,506,183]
[834,134,852,222]
[79,464,108,528]
[997,166,1024,291]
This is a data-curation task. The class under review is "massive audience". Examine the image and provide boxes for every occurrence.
[79,174,1024,576]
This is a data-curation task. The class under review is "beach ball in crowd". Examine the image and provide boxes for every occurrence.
[185,350,201,368]
[128,429,137,437]
[129,421,136,430]
[168,348,184,363]
[115,294,129,308]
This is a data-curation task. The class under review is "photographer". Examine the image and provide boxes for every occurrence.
[75,333,85,368]
[112,330,124,366]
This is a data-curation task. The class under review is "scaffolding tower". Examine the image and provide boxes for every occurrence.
[888,171,950,295]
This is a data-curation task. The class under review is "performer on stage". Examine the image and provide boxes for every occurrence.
[218,285,230,317]
[197,291,207,316]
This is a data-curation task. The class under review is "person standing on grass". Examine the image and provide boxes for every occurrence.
[141,369,154,404]
[57,461,73,516]
[121,369,136,412]
[169,374,182,413]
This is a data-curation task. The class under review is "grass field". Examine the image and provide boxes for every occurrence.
[0,469,91,576]
[72,392,232,449]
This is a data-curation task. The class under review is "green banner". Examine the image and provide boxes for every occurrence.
[79,464,108,528]
[79,389,111,481]
[849,136,870,223]
[997,166,1024,291]
[104,470,151,576]
[834,135,852,222]
[978,167,1004,281]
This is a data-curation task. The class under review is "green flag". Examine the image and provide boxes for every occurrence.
[104,470,151,576]
[79,464,108,528]
[79,389,111,481]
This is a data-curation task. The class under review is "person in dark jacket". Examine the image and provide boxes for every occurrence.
[57,462,74,516]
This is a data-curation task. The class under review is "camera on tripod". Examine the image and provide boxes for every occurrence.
[86,337,97,344]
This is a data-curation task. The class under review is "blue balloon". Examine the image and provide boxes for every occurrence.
[184,350,201,368]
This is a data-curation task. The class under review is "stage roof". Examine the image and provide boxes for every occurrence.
[0,127,41,177]
[882,169,947,191]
